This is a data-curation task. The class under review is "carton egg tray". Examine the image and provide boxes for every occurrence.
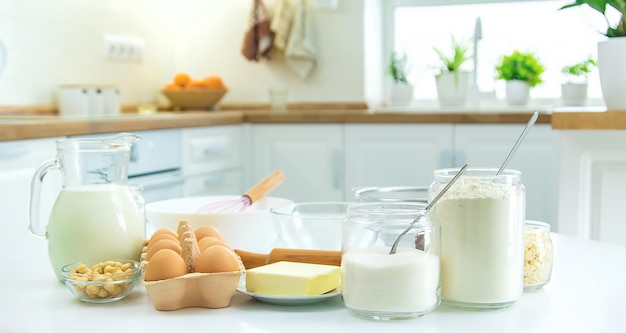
[140,221,244,311]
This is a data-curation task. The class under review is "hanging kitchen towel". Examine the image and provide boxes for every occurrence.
[284,0,317,79]
[270,0,294,51]
[242,0,274,62]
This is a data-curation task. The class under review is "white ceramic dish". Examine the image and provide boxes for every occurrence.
[236,275,341,305]
[145,196,293,252]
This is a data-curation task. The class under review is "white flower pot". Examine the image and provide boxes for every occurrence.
[598,37,626,110]
[561,82,588,107]
[390,83,414,106]
[505,80,530,106]
[435,71,470,107]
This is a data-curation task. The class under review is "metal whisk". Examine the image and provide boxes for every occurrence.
[196,170,285,214]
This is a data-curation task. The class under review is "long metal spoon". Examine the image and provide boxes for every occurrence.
[496,111,539,176]
[389,163,469,255]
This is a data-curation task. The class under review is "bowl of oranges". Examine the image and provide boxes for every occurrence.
[162,73,228,110]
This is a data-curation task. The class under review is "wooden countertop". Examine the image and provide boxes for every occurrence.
[3,101,626,141]
[0,109,553,141]
[551,108,626,130]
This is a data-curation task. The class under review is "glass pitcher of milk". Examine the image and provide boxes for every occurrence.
[28,133,145,281]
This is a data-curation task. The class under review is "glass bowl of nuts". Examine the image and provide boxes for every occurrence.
[61,259,141,303]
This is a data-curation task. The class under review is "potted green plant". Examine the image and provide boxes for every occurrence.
[561,57,596,106]
[387,51,414,106]
[495,50,545,106]
[433,36,472,106]
[560,1,626,109]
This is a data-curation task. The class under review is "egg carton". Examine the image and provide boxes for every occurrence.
[140,221,244,311]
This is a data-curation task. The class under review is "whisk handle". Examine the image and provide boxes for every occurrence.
[244,170,285,204]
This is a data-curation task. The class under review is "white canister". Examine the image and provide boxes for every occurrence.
[429,168,525,310]
[58,85,120,116]
[57,86,90,117]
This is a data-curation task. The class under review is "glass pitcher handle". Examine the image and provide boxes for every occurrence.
[28,158,59,238]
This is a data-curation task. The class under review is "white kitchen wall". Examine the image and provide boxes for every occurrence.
[171,0,366,103]
[0,0,369,106]
[0,0,176,105]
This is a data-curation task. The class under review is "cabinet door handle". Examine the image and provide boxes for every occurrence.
[332,149,342,190]
[203,148,221,156]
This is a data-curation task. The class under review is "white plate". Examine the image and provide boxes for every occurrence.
[236,276,341,305]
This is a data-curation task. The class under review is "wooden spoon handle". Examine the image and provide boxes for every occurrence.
[243,170,285,204]
[267,248,342,267]
[234,248,342,269]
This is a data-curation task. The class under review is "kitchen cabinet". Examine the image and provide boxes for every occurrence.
[181,125,243,197]
[556,130,626,247]
[345,123,558,225]
[250,124,343,202]
[0,138,62,270]
[344,124,453,192]
[248,122,558,224]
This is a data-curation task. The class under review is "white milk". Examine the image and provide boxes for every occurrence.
[431,177,524,307]
[341,246,439,314]
[47,184,145,280]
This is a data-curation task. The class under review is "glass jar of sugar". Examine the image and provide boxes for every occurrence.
[341,202,440,320]
[429,168,525,310]
[523,220,553,291]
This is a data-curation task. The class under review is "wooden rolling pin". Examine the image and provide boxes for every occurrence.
[234,248,342,269]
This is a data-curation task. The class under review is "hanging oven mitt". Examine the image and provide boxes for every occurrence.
[242,0,274,62]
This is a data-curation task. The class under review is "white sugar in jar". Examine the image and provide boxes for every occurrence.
[429,168,525,310]
[341,202,439,320]
[342,247,439,314]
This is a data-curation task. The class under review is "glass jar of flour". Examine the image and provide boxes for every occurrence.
[341,202,440,320]
[429,168,525,310]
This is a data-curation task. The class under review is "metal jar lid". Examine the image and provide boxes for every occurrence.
[352,186,429,203]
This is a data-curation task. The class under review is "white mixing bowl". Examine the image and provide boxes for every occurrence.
[145,196,293,252]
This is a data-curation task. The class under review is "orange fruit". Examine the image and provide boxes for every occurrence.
[173,73,191,87]
[163,83,181,90]
[186,79,207,89]
[203,75,226,89]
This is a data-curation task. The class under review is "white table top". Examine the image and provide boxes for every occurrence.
[2,230,625,333]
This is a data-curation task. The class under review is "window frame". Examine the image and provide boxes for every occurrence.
[379,0,605,109]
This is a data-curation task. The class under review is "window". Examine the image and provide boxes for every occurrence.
[389,0,609,106]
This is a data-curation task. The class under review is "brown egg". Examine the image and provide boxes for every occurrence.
[197,236,230,252]
[194,225,225,242]
[148,232,179,247]
[144,249,188,281]
[195,245,241,273]
[146,239,182,260]
[151,228,178,239]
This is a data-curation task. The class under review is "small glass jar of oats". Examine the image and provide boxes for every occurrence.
[523,220,554,291]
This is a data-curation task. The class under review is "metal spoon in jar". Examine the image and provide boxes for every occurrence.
[389,163,469,255]
[495,111,539,176]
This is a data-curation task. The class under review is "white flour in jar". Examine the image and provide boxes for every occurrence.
[431,177,525,305]
[341,247,439,313]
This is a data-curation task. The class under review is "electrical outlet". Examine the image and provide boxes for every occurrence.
[103,35,144,62]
